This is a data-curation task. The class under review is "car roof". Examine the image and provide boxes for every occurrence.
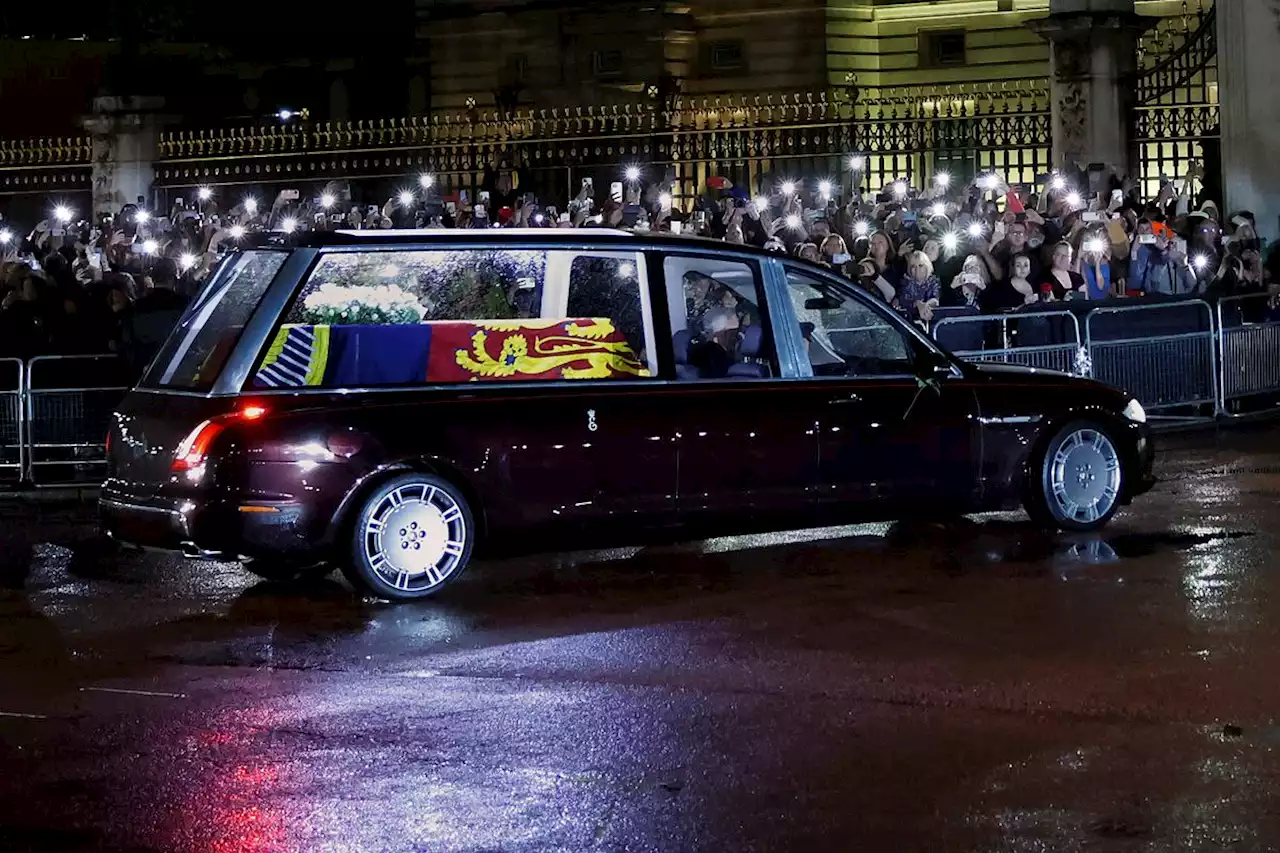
[247,227,847,280]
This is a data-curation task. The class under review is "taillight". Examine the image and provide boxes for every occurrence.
[171,420,225,472]
[171,405,269,474]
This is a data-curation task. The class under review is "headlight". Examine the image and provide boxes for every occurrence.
[1122,398,1146,423]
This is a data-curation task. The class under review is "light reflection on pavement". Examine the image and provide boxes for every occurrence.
[2,428,1280,851]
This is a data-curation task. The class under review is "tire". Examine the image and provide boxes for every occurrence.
[1026,420,1125,532]
[241,560,333,583]
[341,473,475,601]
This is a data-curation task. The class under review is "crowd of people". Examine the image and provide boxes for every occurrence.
[0,161,1273,369]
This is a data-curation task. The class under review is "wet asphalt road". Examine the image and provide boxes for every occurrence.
[3,428,1280,852]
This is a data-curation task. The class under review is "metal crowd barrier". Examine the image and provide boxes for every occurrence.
[25,354,132,488]
[931,309,1085,375]
[1084,300,1218,414]
[0,359,23,484]
[1217,294,1280,416]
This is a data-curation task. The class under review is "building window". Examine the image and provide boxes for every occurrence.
[707,40,745,73]
[919,30,966,68]
[592,49,624,79]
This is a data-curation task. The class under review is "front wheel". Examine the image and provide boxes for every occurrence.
[342,473,475,600]
[1028,421,1125,532]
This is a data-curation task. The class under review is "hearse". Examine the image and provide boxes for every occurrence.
[101,229,1154,599]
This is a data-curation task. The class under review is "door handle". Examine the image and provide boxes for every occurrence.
[828,393,861,405]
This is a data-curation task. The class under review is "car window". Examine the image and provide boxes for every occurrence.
[662,255,775,380]
[254,248,656,388]
[786,269,916,377]
[145,250,287,391]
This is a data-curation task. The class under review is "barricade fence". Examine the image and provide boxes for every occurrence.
[932,295,1280,421]
[0,300,1277,489]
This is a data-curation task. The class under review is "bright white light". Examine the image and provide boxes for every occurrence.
[197,187,213,201]
[229,225,246,239]
[754,197,769,213]
[930,202,947,218]
[53,205,72,224]
[281,218,297,234]
[418,173,434,190]
[942,232,959,251]
[847,155,865,171]
[243,198,258,215]
[1051,175,1066,190]
[818,180,833,198]
[278,109,293,121]
[1065,192,1083,209]
[893,181,908,198]
[179,253,197,270]
[979,174,998,190]
[1193,254,1210,270]
[1083,238,1104,253]
[853,220,870,237]
[967,222,985,238]
[0,229,11,245]
[785,214,801,229]
[320,193,335,209]
[533,213,544,224]
[134,209,150,224]
[658,192,672,208]
[624,166,641,182]
[398,190,415,207]
[934,172,951,188]
[141,239,159,255]
[618,262,636,278]
[781,181,797,196]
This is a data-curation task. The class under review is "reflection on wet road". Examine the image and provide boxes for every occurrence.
[3,428,1280,851]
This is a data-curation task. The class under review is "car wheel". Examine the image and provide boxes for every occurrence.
[241,560,332,583]
[1028,421,1125,532]
[342,473,474,600]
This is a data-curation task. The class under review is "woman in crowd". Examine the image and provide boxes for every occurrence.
[898,250,941,324]
[947,254,989,309]
[866,231,902,292]
[1040,241,1085,300]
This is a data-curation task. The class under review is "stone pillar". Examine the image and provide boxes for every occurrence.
[1028,0,1149,175]
[1218,0,1280,240]
[81,96,167,219]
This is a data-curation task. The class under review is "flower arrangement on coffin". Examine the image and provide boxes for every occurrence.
[300,282,425,325]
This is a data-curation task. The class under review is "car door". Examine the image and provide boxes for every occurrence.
[777,265,981,518]
[658,252,818,529]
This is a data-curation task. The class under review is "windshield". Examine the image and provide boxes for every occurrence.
[142,250,287,391]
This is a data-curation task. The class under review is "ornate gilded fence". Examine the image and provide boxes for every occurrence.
[149,83,1051,204]
[0,137,92,197]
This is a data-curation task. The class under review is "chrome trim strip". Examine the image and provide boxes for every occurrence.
[976,415,1043,425]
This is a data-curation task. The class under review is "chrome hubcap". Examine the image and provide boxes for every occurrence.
[363,483,467,592]
[1049,428,1122,524]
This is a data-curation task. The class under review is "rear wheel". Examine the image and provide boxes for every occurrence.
[1027,421,1125,532]
[341,473,474,600]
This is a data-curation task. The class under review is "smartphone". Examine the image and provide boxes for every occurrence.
[1139,233,1158,245]
[962,273,983,285]
[1173,237,1187,256]
[88,249,103,271]
[475,203,487,219]
[1111,189,1124,205]
[669,220,682,235]
[582,177,594,194]
[610,182,623,204]
[445,201,457,215]
[1081,211,1104,223]
[459,190,469,206]
[479,191,491,205]
[902,211,918,225]
[280,189,300,201]
[559,212,571,224]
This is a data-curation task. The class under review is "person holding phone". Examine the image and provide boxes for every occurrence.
[1128,220,1195,295]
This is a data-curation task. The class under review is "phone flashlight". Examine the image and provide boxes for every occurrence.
[1084,238,1104,253]
[243,198,258,215]
[931,202,947,218]
[781,181,797,196]
[818,180,833,199]
[785,214,801,230]
[1050,175,1066,191]
[198,187,213,202]
[967,222,985,238]
[853,221,870,237]
[934,172,951,188]
[1065,192,1083,209]
[321,193,336,209]
[1193,254,1209,270]
[398,190,415,207]
[281,218,297,234]
[754,197,769,213]
[624,166,641,182]
[942,232,959,251]
[419,174,434,190]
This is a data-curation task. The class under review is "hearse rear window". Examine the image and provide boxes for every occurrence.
[146,250,287,391]
[253,248,658,388]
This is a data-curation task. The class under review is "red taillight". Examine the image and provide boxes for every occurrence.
[171,419,225,472]
[171,406,269,473]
